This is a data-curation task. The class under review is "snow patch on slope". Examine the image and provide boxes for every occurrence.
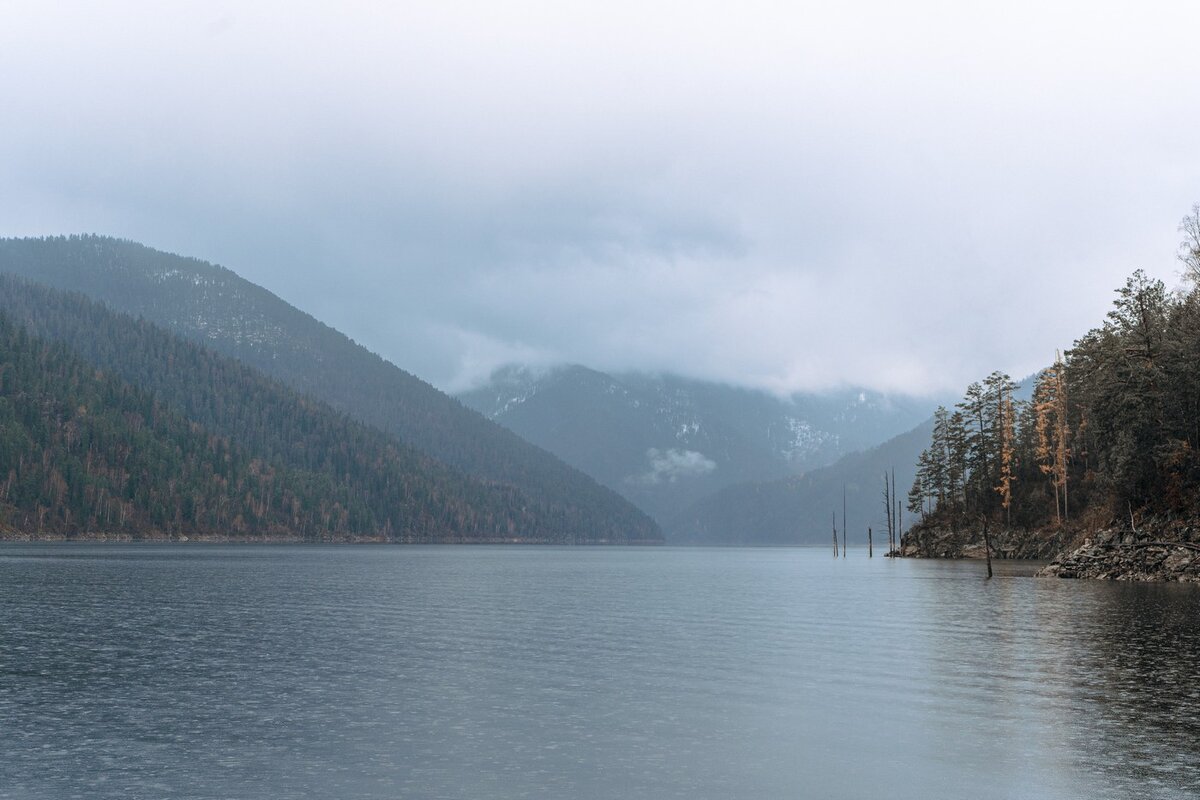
[779,417,837,463]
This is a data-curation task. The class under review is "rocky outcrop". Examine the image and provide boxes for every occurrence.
[1038,524,1200,582]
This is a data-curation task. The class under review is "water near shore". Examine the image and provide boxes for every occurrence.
[2,545,1198,799]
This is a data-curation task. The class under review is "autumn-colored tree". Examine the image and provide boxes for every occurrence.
[1032,353,1070,523]
[995,384,1016,525]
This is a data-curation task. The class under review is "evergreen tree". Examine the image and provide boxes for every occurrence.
[911,219,1200,538]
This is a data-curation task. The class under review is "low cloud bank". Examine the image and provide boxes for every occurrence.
[631,448,717,485]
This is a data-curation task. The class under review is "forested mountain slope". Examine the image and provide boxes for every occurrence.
[0,294,553,541]
[0,236,659,543]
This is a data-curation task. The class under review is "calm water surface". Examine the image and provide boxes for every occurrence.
[1,545,1198,799]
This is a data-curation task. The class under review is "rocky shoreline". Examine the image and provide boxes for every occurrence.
[1038,526,1200,582]
[901,517,1200,582]
[898,524,1070,561]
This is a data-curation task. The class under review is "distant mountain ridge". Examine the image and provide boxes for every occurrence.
[0,235,660,543]
[459,364,942,524]
[664,373,1039,544]
[667,418,934,544]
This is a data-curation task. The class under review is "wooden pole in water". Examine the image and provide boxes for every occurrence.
[890,468,897,555]
[868,526,873,558]
[842,486,847,558]
[832,512,839,558]
[882,473,892,556]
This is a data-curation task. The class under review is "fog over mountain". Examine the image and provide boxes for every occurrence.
[4,3,1199,397]
[459,364,944,523]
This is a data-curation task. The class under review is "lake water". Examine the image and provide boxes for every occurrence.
[1,545,1198,800]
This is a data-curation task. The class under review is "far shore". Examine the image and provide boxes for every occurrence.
[0,531,663,545]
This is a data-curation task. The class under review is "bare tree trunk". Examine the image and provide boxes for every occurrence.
[982,515,993,579]
[890,468,898,555]
[1063,468,1069,523]
[883,473,893,556]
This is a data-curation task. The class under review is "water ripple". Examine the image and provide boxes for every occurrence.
[1,544,1198,799]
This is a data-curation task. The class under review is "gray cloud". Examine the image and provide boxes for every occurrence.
[3,2,1199,395]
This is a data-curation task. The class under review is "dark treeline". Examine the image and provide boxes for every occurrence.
[0,235,661,543]
[0,277,624,541]
[908,207,1200,532]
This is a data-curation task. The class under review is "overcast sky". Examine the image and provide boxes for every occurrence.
[3,1,1198,396]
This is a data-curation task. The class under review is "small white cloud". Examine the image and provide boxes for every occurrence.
[630,448,716,485]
